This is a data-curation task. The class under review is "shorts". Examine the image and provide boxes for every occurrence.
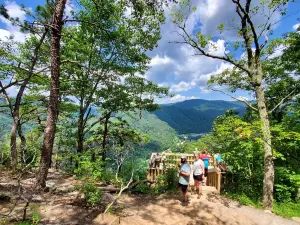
[178,183,188,193]
[204,168,208,177]
[193,174,203,181]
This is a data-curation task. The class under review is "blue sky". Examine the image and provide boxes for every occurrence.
[1,0,299,103]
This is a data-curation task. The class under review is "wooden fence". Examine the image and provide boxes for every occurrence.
[147,153,221,193]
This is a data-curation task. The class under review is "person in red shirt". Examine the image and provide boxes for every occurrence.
[200,149,210,186]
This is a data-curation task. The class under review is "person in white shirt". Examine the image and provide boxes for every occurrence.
[193,153,205,198]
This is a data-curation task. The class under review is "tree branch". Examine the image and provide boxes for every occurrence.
[233,0,260,57]
[104,169,134,214]
[211,88,258,111]
[269,87,299,113]
[176,25,250,74]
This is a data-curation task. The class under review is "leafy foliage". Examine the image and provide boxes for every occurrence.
[82,178,103,207]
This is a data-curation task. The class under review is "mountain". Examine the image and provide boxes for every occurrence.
[121,111,179,156]
[153,99,246,134]
[0,99,246,156]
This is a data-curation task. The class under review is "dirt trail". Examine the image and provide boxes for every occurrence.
[95,187,299,225]
[1,169,299,225]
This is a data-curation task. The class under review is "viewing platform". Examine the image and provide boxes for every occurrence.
[147,153,222,193]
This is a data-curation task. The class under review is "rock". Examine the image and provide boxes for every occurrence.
[55,186,75,194]
[263,210,272,214]
[47,181,56,189]
[67,191,80,197]
[292,217,300,223]
[32,194,43,202]
[21,178,35,185]
[101,193,116,204]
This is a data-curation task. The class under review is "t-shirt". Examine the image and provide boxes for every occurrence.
[216,155,222,163]
[154,155,161,161]
[200,155,210,168]
[193,159,203,176]
[179,163,190,185]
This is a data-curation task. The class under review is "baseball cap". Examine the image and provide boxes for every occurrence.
[181,155,187,159]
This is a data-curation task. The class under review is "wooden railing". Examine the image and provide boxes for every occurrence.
[147,153,221,193]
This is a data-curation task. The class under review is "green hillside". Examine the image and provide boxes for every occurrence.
[154,99,245,134]
[122,111,179,156]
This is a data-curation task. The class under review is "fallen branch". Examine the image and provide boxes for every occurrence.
[96,179,155,192]
[104,169,134,214]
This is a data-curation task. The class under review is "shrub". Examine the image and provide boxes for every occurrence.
[154,168,178,194]
[275,184,292,203]
[134,183,152,194]
[75,151,104,180]
[82,178,103,207]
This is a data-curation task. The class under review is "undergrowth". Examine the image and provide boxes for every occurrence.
[224,193,300,218]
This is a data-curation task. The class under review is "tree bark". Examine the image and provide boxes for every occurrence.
[9,29,48,169]
[36,0,66,188]
[77,107,85,154]
[10,116,18,168]
[254,69,274,210]
[101,112,111,161]
[17,121,27,164]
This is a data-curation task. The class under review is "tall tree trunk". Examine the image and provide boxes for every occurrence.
[36,0,66,188]
[10,115,18,168]
[77,108,85,154]
[101,112,111,161]
[254,72,274,210]
[10,29,48,169]
[17,121,27,164]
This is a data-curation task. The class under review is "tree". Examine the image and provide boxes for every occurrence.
[0,1,54,169]
[37,0,165,186]
[171,0,297,210]
[59,0,166,157]
[37,0,67,188]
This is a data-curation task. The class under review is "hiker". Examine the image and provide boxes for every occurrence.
[162,153,167,169]
[150,153,157,168]
[154,153,161,168]
[178,155,191,204]
[193,153,204,198]
[215,153,222,167]
[200,149,210,186]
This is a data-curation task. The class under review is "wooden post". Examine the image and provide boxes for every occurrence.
[217,171,221,193]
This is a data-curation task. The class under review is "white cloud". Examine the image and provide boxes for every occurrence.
[2,2,26,22]
[0,2,27,42]
[293,23,300,30]
[169,81,196,92]
[149,55,174,67]
[268,44,286,59]
[192,62,233,88]
[0,29,11,40]
[6,85,19,97]
[65,0,75,18]
[236,96,249,102]
[157,94,197,104]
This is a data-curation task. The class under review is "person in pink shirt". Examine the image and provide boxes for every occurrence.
[200,149,210,185]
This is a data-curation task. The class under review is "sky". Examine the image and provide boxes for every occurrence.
[1,0,300,104]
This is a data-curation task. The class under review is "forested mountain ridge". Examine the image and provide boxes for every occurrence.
[154,99,246,134]
[0,99,245,138]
